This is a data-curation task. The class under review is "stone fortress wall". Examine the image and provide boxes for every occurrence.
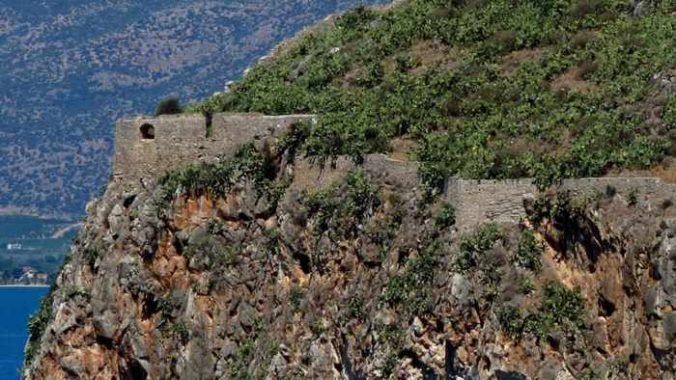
[446,176,676,230]
[113,112,316,186]
[113,112,675,230]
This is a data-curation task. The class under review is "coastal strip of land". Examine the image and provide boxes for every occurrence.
[0,284,50,288]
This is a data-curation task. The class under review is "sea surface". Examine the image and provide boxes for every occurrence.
[0,287,49,380]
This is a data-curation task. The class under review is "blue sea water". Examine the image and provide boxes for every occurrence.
[0,287,49,380]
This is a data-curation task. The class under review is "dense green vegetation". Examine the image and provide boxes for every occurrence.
[455,223,503,271]
[304,169,379,239]
[382,240,439,315]
[513,229,544,271]
[185,0,674,192]
[498,281,586,340]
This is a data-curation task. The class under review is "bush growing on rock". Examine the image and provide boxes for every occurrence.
[154,97,183,116]
[25,295,53,364]
[434,203,456,229]
[498,281,586,341]
[455,223,503,272]
[513,229,543,271]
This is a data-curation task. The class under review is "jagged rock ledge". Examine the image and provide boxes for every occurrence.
[23,112,676,379]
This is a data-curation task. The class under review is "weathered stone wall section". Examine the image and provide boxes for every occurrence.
[113,113,674,230]
[113,113,316,186]
[445,178,537,230]
[446,177,676,231]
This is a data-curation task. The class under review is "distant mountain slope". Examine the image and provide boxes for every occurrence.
[0,0,390,219]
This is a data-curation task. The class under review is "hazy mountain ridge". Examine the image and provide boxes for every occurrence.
[0,0,389,218]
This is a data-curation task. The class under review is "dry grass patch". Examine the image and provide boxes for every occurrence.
[388,137,418,161]
[550,63,599,94]
[501,48,545,76]
[408,40,448,74]
[610,158,676,183]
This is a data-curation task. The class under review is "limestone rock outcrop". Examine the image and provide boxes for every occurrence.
[24,139,676,378]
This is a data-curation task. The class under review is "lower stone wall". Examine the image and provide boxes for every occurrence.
[446,177,676,231]
[286,155,675,232]
[445,178,537,230]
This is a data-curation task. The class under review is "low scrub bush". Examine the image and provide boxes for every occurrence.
[382,240,439,316]
[305,169,378,239]
[155,97,182,116]
[513,230,543,271]
[498,281,586,340]
[455,223,503,272]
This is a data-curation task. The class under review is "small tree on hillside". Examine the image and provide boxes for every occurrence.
[155,97,182,116]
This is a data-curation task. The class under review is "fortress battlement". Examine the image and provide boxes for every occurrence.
[113,112,316,185]
[112,112,674,231]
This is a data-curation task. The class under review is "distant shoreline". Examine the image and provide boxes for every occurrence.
[0,284,50,288]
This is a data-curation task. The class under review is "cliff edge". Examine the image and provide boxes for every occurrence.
[23,119,675,377]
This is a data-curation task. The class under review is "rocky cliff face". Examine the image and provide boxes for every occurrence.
[23,133,675,379]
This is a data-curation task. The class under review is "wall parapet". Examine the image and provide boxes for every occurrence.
[445,177,676,231]
[113,112,316,186]
[112,112,674,231]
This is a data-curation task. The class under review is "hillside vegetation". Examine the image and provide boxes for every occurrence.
[189,0,675,193]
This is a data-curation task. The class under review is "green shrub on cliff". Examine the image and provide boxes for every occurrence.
[155,97,183,116]
[25,295,53,364]
[455,223,503,272]
[382,240,440,316]
[189,0,673,192]
[160,143,279,203]
[304,169,378,239]
[434,203,456,229]
[498,281,586,340]
[514,230,543,271]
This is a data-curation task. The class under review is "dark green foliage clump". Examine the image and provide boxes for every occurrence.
[374,322,406,377]
[382,240,439,315]
[25,295,53,364]
[289,286,305,311]
[343,296,365,322]
[183,235,239,269]
[528,192,586,227]
[188,0,673,191]
[160,143,282,204]
[497,305,524,339]
[527,192,598,256]
[498,281,586,340]
[65,287,91,301]
[82,240,105,269]
[155,97,183,116]
[366,211,402,246]
[455,223,503,272]
[227,339,254,378]
[434,203,456,229]
[276,121,312,164]
[158,294,181,323]
[540,282,586,330]
[305,169,378,239]
[513,229,543,271]
[627,189,639,206]
[169,320,191,344]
